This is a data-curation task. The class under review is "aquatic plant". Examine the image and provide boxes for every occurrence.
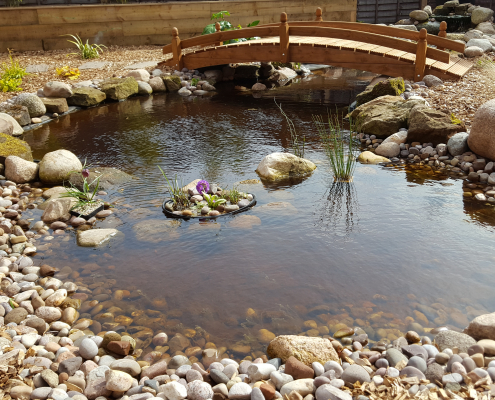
[158,166,190,210]
[56,65,81,80]
[0,50,29,92]
[223,185,243,204]
[65,34,107,59]
[203,193,227,209]
[202,10,260,43]
[62,162,101,209]
[313,113,357,182]
[196,180,210,194]
[191,78,199,87]
[274,99,305,159]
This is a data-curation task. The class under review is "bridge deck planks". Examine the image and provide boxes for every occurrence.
[164,35,472,79]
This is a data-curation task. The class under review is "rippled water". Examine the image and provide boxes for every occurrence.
[20,67,495,354]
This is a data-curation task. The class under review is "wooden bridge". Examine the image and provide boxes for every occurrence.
[162,9,472,81]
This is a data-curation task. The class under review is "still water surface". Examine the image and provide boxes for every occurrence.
[21,67,495,350]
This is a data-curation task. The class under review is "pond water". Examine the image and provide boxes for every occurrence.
[21,67,495,356]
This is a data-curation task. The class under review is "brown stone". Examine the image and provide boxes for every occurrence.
[464,312,495,341]
[140,360,168,379]
[106,341,130,356]
[260,383,276,400]
[40,264,57,276]
[405,331,421,343]
[284,356,315,379]
[59,372,69,383]
[267,335,339,366]
[41,98,69,114]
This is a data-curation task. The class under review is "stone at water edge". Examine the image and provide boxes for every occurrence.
[0,132,33,161]
[471,7,494,25]
[252,83,267,91]
[355,77,404,107]
[0,112,23,136]
[41,98,69,114]
[13,93,46,117]
[468,99,495,161]
[435,330,477,353]
[163,76,182,91]
[382,131,408,145]
[39,149,83,184]
[43,81,73,98]
[41,197,77,223]
[68,87,106,107]
[409,10,429,21]
[5,155,39,183]
[255,152,316,181]
[125,69,150,82]
[149,77,167,92]
[100,77,139,100]
[267,335,339,365]
[77,229,119,247]
[375,142,400,158]
[464,312,495,341]
[137,81,153,95]
[357,151,390,164]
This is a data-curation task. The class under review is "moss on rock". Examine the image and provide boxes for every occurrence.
[162,76,181,91]
[0,132,33,161]
[356,77,405,107]
[68,87,106,107]
[101,77,139,100]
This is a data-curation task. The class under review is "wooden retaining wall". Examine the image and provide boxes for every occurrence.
[0,0,357,52]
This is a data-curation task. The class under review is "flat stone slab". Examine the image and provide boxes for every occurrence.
[124,61,158,69]
[26,64,50,73]
[79,61,108,70]
[77,228,119,247]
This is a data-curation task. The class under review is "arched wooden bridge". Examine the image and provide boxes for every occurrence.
[162,9,472,81]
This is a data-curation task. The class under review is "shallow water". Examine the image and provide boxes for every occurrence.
[21,67,495,354]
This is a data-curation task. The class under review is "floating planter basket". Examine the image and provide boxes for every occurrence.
[162,194,257,220]
[70,202,104,220]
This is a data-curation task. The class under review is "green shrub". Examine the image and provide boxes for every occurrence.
[0,50,28,92]
[202,10,260,44]
[66,34,107,59]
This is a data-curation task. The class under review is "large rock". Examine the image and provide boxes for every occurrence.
[472,7,494,25]
[13,93,46,117]
[468,99,495,160]
[465,47,484,57]
[43,82,73,98]
[41,98,69,114]
[125,69,150,82]
[466,38,492,53]
[464,313,495,341]
[407,105,466,146]
[137,81,153,95]
[148,77,167,93]
[0,132,33,161]
[0,113,23,136]
[39,149,83,184]
[273,67,298,81]
[435,330,477,353]
[349,96,424,138]
[77,229,119,247]
[409,10,429,21]
[416,21,441,35]
[5,156,38,183]
[0,104,31,126]
[100,77,139,100]
[355,77,405,107]
[267,335,339,365]
[448,132,469,156]
[255,153,316,181]
[41,198,77,223]
[162,76,181,91]
[68,87,106,107]
[357,151,390,164]
[68,167,132,190]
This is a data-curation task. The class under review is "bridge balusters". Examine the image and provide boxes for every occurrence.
[437,21,447,51]
[215,22,223,47]
[171,27,183,71]
[414,28,428,81]
[315,7,323,21]
[280,12,290,63]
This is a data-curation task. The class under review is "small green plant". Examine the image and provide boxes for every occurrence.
[313,113,358,182]
[65,34,107,59]
[224,185,243,204]
[0,50,29,93]
[158,166,190,210]
[274,99,305,159]
[203,193,227,209]
[191,78,199,87]
[62,163,101,209]
[202,10,260,44]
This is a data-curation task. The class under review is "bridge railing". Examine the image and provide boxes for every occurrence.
[162,8,466,81]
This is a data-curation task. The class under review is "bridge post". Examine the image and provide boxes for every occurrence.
[215,22,223,46]
[414,28,428,81]
[280,12,290,63]
[315,7,323,21]
[171,27,183,71]
[437,21,447,51]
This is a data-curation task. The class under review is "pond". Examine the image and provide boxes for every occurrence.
[21,66,495,355]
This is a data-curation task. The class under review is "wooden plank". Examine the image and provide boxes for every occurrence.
[0,9,39,27]
[43,34,170,50]
[0,39,44,52]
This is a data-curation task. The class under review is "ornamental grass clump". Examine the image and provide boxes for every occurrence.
[313,113,358,182]
[66,34,107,59]
[62,165,101,212]
[223,185,243,204]
[275,99,305,159]
[158,166,190,210]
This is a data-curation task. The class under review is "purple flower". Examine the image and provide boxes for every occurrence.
[82,169,90,178]
[196,179,210,194]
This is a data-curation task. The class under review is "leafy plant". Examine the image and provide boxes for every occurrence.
[313,113,358,182]
[56,65,81,80]
[202,10,260,44]
[62,164,101,210]
[191,78,199,87]
[274,99,305,159]
[65,34,107,59]
[158,166,190,210]
[223,185,243,204]
[0,50,29,92]
[203,193,227,209]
